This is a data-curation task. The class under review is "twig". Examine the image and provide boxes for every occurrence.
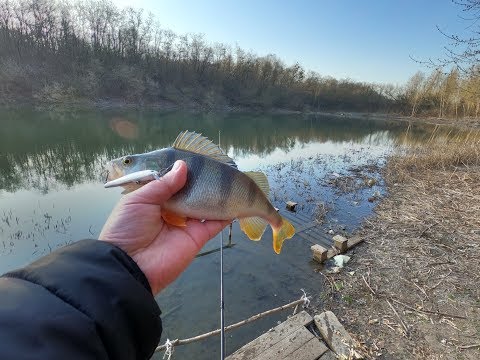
[154,297,307,352]
[386,299,409,336]
[419,222,438,237]
[318,271,336,293]
[457,343,480,350]
[362,275,376,296]
[390,298,467,319]
[429,269,453,290]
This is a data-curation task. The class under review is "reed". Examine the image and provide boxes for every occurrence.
[386,125,480,183]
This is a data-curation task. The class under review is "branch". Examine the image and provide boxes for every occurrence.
[154,297,308,353]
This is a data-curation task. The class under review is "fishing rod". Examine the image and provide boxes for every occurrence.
[220,228,226,359]
[218,128,226,360]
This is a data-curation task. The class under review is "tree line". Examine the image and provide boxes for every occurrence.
[403,67,480,118]
[0,0,478,118]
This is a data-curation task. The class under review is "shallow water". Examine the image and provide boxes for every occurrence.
[0,108,416,358]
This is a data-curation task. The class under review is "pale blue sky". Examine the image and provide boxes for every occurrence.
[113,0,470,85]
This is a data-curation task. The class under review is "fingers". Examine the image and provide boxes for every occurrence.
[126,160,188,205]
[184,219,232,251]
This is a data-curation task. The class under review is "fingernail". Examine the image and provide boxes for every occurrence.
[172,160,182,172]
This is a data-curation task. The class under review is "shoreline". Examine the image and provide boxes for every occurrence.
[316,132,480,359]
[1,98,479,129]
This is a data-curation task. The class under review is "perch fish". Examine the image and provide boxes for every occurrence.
[104,131,295,254]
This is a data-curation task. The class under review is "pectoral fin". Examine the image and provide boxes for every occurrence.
[239,216,268,241]
[161,210,187,227]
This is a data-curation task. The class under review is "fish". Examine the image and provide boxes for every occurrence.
[104,131,295,254]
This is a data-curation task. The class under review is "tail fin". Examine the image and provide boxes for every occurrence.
[272,217,296,254]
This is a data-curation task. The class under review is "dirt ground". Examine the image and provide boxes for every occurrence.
[318,160,480,359]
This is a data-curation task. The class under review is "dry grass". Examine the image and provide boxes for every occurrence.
[320,128,480,359]
[390,125,480,180]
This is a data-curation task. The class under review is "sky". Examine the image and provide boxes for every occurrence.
[112,0,471,85]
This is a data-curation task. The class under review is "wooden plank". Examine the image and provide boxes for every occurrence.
[292,212,311,222]
[312,236,364,263]
[314,311,354,357]
[304,226,326,236]
[311,244,328,263]
[318,350,337,360]
[280,212,311,225]
[308,233,332,247]
[304,229,332,247]
[287,337,328,359]
[279,210,303,222]
[304,228,323,238]
[347,236,364,248]
[333,235,348,252]
[255,326,314,360]
[280,212,303,227]
[227,311,313,360]
[296,232,318,244]
[295,222,318,233]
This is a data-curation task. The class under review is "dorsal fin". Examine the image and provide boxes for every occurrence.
[244,171,269,197]
[172,131,237,167]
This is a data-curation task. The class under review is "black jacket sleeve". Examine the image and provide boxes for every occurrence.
[0,239,162,360]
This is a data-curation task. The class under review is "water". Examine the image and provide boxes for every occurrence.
[0,107,414,358]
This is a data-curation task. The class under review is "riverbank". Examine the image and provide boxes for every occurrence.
[319,131,480,359]
[2,97,478,131]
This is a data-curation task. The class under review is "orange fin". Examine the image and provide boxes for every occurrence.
[161,210,187,227]
[272,217,295,254]
[239,216,268,241]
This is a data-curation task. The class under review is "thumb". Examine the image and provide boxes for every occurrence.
[126,160,188,205]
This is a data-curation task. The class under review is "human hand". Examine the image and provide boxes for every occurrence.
[99,160,230,295]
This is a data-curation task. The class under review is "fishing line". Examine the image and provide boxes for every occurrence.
[220,228,226,359]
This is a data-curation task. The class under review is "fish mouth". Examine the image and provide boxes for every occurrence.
[100,168,110,183]
[102,162,123,183]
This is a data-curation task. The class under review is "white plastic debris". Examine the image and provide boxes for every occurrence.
[333,255,351,268]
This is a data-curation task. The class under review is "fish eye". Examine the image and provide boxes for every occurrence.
[123,157,132,165]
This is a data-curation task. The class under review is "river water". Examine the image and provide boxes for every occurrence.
[0,108,420,358]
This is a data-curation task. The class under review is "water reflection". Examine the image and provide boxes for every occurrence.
[0,107,411,193]
[0,107,426,359]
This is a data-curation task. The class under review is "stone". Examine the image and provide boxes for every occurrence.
[286,201,298,211]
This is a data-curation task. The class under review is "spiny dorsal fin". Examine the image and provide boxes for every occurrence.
[244,171,269,197]
[172,131,237,167]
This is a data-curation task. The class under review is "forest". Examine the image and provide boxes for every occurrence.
[0,0,479,118]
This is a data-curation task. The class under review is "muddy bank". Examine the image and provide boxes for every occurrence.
[318,160,480,358]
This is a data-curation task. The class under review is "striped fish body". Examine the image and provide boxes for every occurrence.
[105,131,295,253]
